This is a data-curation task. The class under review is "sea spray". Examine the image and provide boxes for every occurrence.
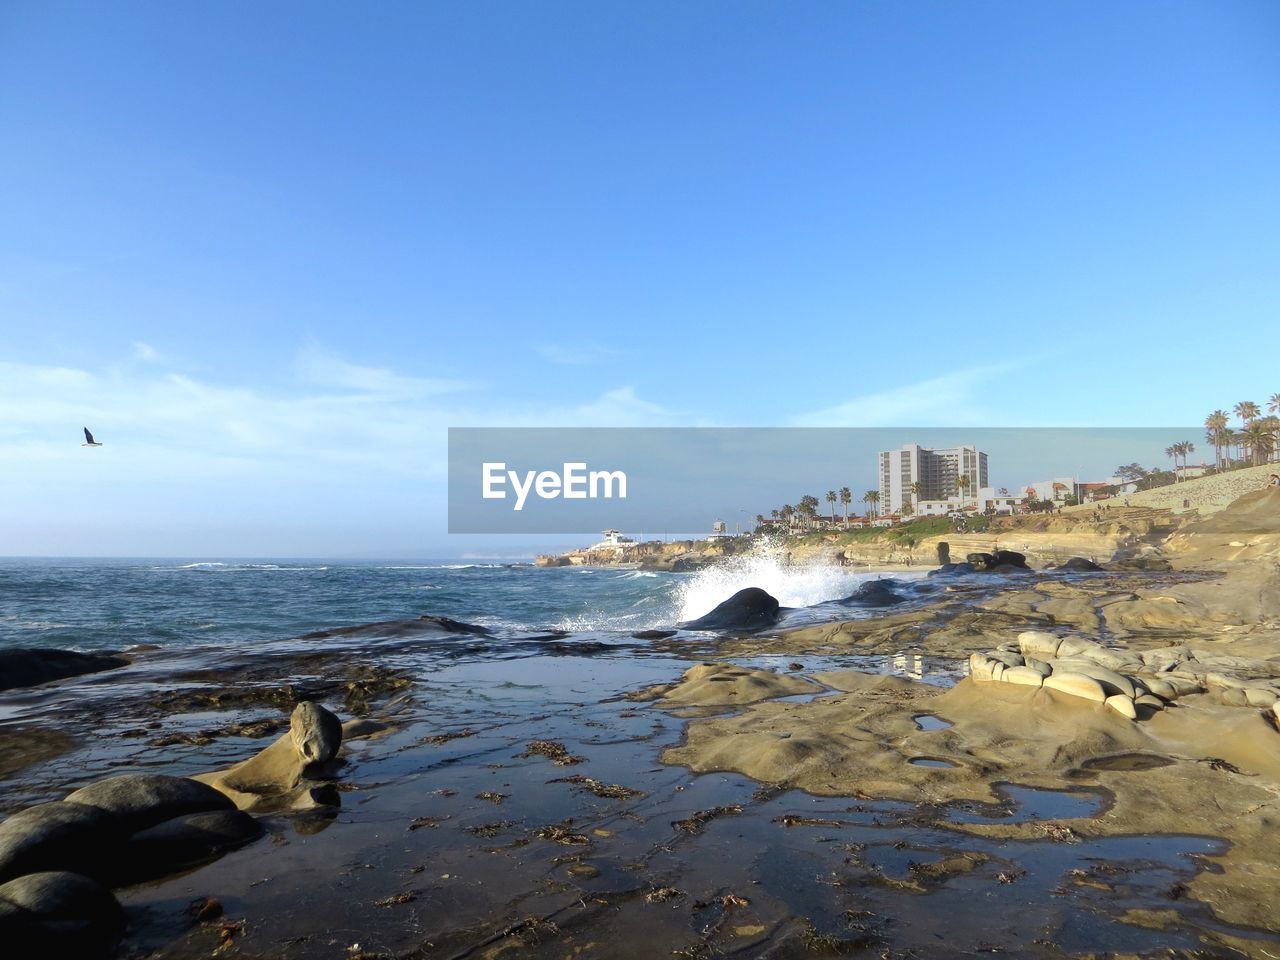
[674,543,888,622]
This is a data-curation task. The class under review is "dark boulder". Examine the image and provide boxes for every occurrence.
[0,649,128,693]
[631,629,677,640]
[122,810,262,882]
[678,587,780,631]
[929,562,976,577]
[65,774,234,834]
[0,871,125,959]
[0,802,120,884]
[965,551,1028,572]
[838,580,906,607]
[298,614,490,642]
[1059,557,1103,572]
[992,550,1028,569]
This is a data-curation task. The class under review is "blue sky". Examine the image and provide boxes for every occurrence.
[2,2,1278,556]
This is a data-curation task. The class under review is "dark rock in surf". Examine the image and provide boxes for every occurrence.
[0,871,125,958]
[0,803,122,885]
[64,774,234,835]
[929,562,976,577]
[838,580,906,607]
[0,649,129,693]
[992,550,1028,569]
[122,810,262,881]
[297,615,490,642]
[965,551,1028,572]
[632,629,677,640]
[678,587,780,632]
[0,802,120,884]
[1058,557,1103,572]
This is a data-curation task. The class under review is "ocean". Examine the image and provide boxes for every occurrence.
[0,553,925,654]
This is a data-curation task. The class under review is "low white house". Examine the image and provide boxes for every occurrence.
[591,529,635,550]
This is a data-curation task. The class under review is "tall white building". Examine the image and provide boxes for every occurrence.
[877,443,989,515]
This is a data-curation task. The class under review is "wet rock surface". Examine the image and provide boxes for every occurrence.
[0,648,129,692]
[3,491,1280,957]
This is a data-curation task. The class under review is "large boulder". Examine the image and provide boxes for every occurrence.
[122,810,262,881]
[992,550,1028,569]
[0,649,128,693]
[839,580,906,607]
[966,551,1029,572]
[65,774,234,834]
[678,588,780,631]
[0,802,119,884]
[0,871,124,958]
[1058,557,1103,572]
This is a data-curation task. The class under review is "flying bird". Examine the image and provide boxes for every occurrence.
[82,427,103,447]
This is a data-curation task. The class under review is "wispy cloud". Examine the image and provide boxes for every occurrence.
[534,343,616,366]
[789,364,1015,427]
[131,340,160,362]
[0,345,682,553]
[293,343,476,398]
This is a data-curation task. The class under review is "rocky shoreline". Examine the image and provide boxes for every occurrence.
[1,487,1279,957]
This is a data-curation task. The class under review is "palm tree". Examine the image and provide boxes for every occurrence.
[909,481,923,511]
[825,490,837,524]
[1221,428,1241,465]
[839,486,852,526]
[1264,415,1280,464]
[863,490,879,519]
[1235,400,1260,430]
[781,504,794,530]
[798,495,819,530]
[1165,445,1178,478]
[1243,421,1275,466]
[1205,410,1229,470]
[957,474,971,504]
[770,509,780,522]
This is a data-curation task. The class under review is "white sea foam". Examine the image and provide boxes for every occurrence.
[674,546,888,622]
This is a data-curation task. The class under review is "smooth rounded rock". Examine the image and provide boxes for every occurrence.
[1056,637,1107,660]
[0,801,119,884]
[0,871,124,959]
[1024,657,1053,677]
[1048,661,1136,699]
[1105,694,1137,720]
[1244,688,1279,708]
[1043,672,1108,703]
[1003,666,1044,687]
[124,810,262,881]
[65,774,234,834]
[1143,677,1177,700]
[1221,688,1249,707]
[678,587,780,631]
[290,701,343,764]
[968,653,994,681]
[1134,694,1165,710]
[1017,631,1063,658]
[988,651,1025,669]
[1165,675,1205,697]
